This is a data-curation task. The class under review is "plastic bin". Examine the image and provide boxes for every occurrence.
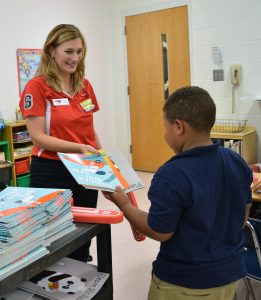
[212,119,247,133]
[15,158,29,175]
[17,174,30,187]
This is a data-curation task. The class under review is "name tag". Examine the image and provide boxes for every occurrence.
[80,98,95,112]
[52,98,70,106]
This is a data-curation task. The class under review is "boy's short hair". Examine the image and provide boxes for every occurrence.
[163,86,216,132]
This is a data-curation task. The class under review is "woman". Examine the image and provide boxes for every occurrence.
[19,24,101,262]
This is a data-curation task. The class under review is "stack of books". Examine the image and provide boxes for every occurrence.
[14,145,33,156]
[38,189,76,246]
[0,187,76,280]
[12,130,30,142]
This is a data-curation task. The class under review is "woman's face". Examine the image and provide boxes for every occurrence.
[51,37,83,76]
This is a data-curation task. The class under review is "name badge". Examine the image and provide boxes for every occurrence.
[52,98,70,106]
[80,98,95,112]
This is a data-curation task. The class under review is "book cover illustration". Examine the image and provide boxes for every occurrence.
[58,149,144,192]
[0,187,69,218]
[19,257,109,300]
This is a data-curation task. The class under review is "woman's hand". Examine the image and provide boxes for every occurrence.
[79,144,100,154]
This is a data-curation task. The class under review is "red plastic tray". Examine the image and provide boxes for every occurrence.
[72,206,123,224]
[127,192,146,242]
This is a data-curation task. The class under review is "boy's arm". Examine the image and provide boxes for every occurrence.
[103,187,174,242]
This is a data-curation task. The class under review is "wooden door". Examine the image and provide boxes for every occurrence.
[126,6,190,172]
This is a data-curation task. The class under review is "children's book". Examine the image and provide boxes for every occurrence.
[0,287,43,300]
[19,257,109,300]
[58,149,144,192]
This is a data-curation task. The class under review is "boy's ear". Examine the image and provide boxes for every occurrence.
[175,119,185,134]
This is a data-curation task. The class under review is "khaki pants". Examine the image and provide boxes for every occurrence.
[148,273,239,300]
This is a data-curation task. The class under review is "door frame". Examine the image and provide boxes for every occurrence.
[122,0,194,163]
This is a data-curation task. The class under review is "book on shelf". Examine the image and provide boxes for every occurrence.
[223,139,242,155]
[58,149,144,192]
[0,285,44,299]
[19,257,109,300]
[14,145,33,156]
[12,130,30,142]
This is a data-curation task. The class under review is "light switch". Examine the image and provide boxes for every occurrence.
[213,69,224,81]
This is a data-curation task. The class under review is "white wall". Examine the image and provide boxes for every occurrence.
[111,0,261,161]
[0,0,116,152]
[1,0,261,161]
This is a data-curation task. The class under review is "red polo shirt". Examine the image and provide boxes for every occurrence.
[19,76,99,160]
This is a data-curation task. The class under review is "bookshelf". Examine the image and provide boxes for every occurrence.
[0,140,11,161]
[2,121,33,186]
[210,126,257,164]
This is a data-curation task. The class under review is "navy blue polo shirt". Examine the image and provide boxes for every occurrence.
[148,140,252,289]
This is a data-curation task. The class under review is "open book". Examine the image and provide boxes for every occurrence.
[58,149,144,192]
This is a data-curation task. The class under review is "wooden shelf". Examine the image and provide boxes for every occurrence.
[210,126,257,164]
[0,140,11,161]
[14,153,31,160]
[2,123,32,186]
[210,126,255,139]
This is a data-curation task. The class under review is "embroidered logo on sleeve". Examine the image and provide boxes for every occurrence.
[24,94,33,109]
[80,98,95,112]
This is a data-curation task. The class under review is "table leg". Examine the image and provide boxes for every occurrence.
[97,225,113,300]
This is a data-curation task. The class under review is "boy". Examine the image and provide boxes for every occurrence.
[104,86,252,300]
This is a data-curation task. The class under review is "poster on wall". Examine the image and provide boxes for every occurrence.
[16,49,42,96]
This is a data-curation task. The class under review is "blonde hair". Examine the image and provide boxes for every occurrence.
[36,24,87,93]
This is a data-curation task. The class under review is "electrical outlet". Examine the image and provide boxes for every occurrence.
[213,69,224,81]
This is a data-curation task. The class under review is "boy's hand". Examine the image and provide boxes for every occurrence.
[102,186,130,210]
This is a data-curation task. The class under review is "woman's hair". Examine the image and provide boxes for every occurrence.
[163,86,216,132]
[36,24,87,93]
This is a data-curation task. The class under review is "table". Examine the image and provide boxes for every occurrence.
[0,223,113,299]
[252,172,261,202]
